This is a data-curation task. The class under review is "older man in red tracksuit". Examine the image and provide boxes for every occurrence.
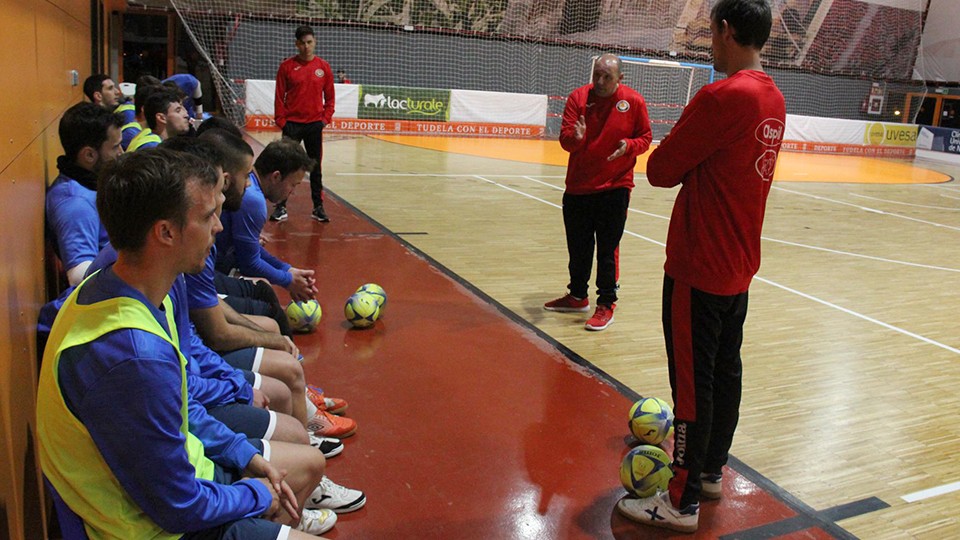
[544,53,652,331]
[272,25,335,223]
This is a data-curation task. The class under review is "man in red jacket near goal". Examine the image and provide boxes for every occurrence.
[617,0,786,533]
[544,53,652,331]
[272,25,335,223]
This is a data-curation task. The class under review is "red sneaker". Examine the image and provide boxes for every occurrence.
[585,304,615,331]
[544,294,590,312]
[306,385,348,415]
[308,410,357,438]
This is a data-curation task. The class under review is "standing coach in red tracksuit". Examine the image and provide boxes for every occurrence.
[544,53,652,332]
[272,25,335,223]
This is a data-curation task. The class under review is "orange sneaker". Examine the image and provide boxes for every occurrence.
[585,303,615,331]
[309,409,357,438]
[307,385,348,415]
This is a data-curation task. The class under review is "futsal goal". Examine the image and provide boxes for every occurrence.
[601,56,715,140]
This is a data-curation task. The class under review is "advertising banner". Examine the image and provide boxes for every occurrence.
[358,85,451,122]
[862,122,918,147]
[449,89,548,126]
[917,126,960,155]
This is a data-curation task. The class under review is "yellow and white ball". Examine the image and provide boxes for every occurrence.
[286,300,322,333]
[344,292,380,328]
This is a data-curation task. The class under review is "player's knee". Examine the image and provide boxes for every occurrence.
[264,350,304,387]
[262,376,293,413]
[275,414,308,444]
[282,354,306,387]
[309,448,326,482]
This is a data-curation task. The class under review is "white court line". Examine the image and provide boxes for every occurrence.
[521,175,564,191]
[901,480,960,503]
[519,176,670,220]
[940,193,960,201]
[340,171,960,272]
[753,277,960,355]
[472,175,561,209]
[761,237,960,273]
[773,186,960,232]
[848,192,960,211]
[469,176,960,357]
[475,176,667,245]
[921,182,960,192]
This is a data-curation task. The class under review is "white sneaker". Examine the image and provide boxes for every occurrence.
[306,476,366,513]
[616,491,699,533]
[297,508,337,535]
[700,472,722,499]
[308,433,343,458]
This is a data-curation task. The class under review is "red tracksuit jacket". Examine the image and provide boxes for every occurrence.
[648,70,786,295]
[274,55,335,128]
[560,83,652,195]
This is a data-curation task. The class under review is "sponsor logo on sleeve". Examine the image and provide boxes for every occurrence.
[755,150,779,182]
[756,118,784,146]
[755,118,784,182]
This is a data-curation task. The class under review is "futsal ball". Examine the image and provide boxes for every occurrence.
[356,283,387,311]
[629,397,674,445]
[620,445,673,498]
[286,300,322,333]
[344,292,380,328]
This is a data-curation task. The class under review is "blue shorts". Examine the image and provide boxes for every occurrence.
[222,347,264,373]
[241,368,261,389]
[208,403,277,440]
[181,460,287,540]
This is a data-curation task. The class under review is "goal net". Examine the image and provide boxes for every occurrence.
[167,0,930,138]
[611,57,715,141]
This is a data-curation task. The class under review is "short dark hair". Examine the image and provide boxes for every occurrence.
[255,138,314,180]
[198,129,254,175]
[97,148,219,252]
[295,25,314,41]
[144,89,181,130]
[160,136,226,171]
[711,0,773,49]
[196,116,243,139]
[58,102,124,161]
[83,74,111,102]
[134,84,163,117]
[136,75,162,88]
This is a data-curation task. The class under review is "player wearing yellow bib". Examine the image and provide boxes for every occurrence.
[37,149,331,538]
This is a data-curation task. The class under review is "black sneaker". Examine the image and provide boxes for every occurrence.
[311,204,330,222]
[269,205,288,222]
[308,434,343,458]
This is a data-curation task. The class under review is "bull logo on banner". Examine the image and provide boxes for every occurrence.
[363,94,387,108]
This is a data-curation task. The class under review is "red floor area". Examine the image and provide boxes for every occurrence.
[264,189,837,538]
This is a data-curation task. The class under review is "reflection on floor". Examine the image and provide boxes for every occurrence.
[265,175,858,539]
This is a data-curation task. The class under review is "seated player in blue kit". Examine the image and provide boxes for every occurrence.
[216,139,318,302]
[45,102,123,285]
[37,148,341,537]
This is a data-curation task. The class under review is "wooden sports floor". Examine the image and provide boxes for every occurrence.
[249,132,960,539]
